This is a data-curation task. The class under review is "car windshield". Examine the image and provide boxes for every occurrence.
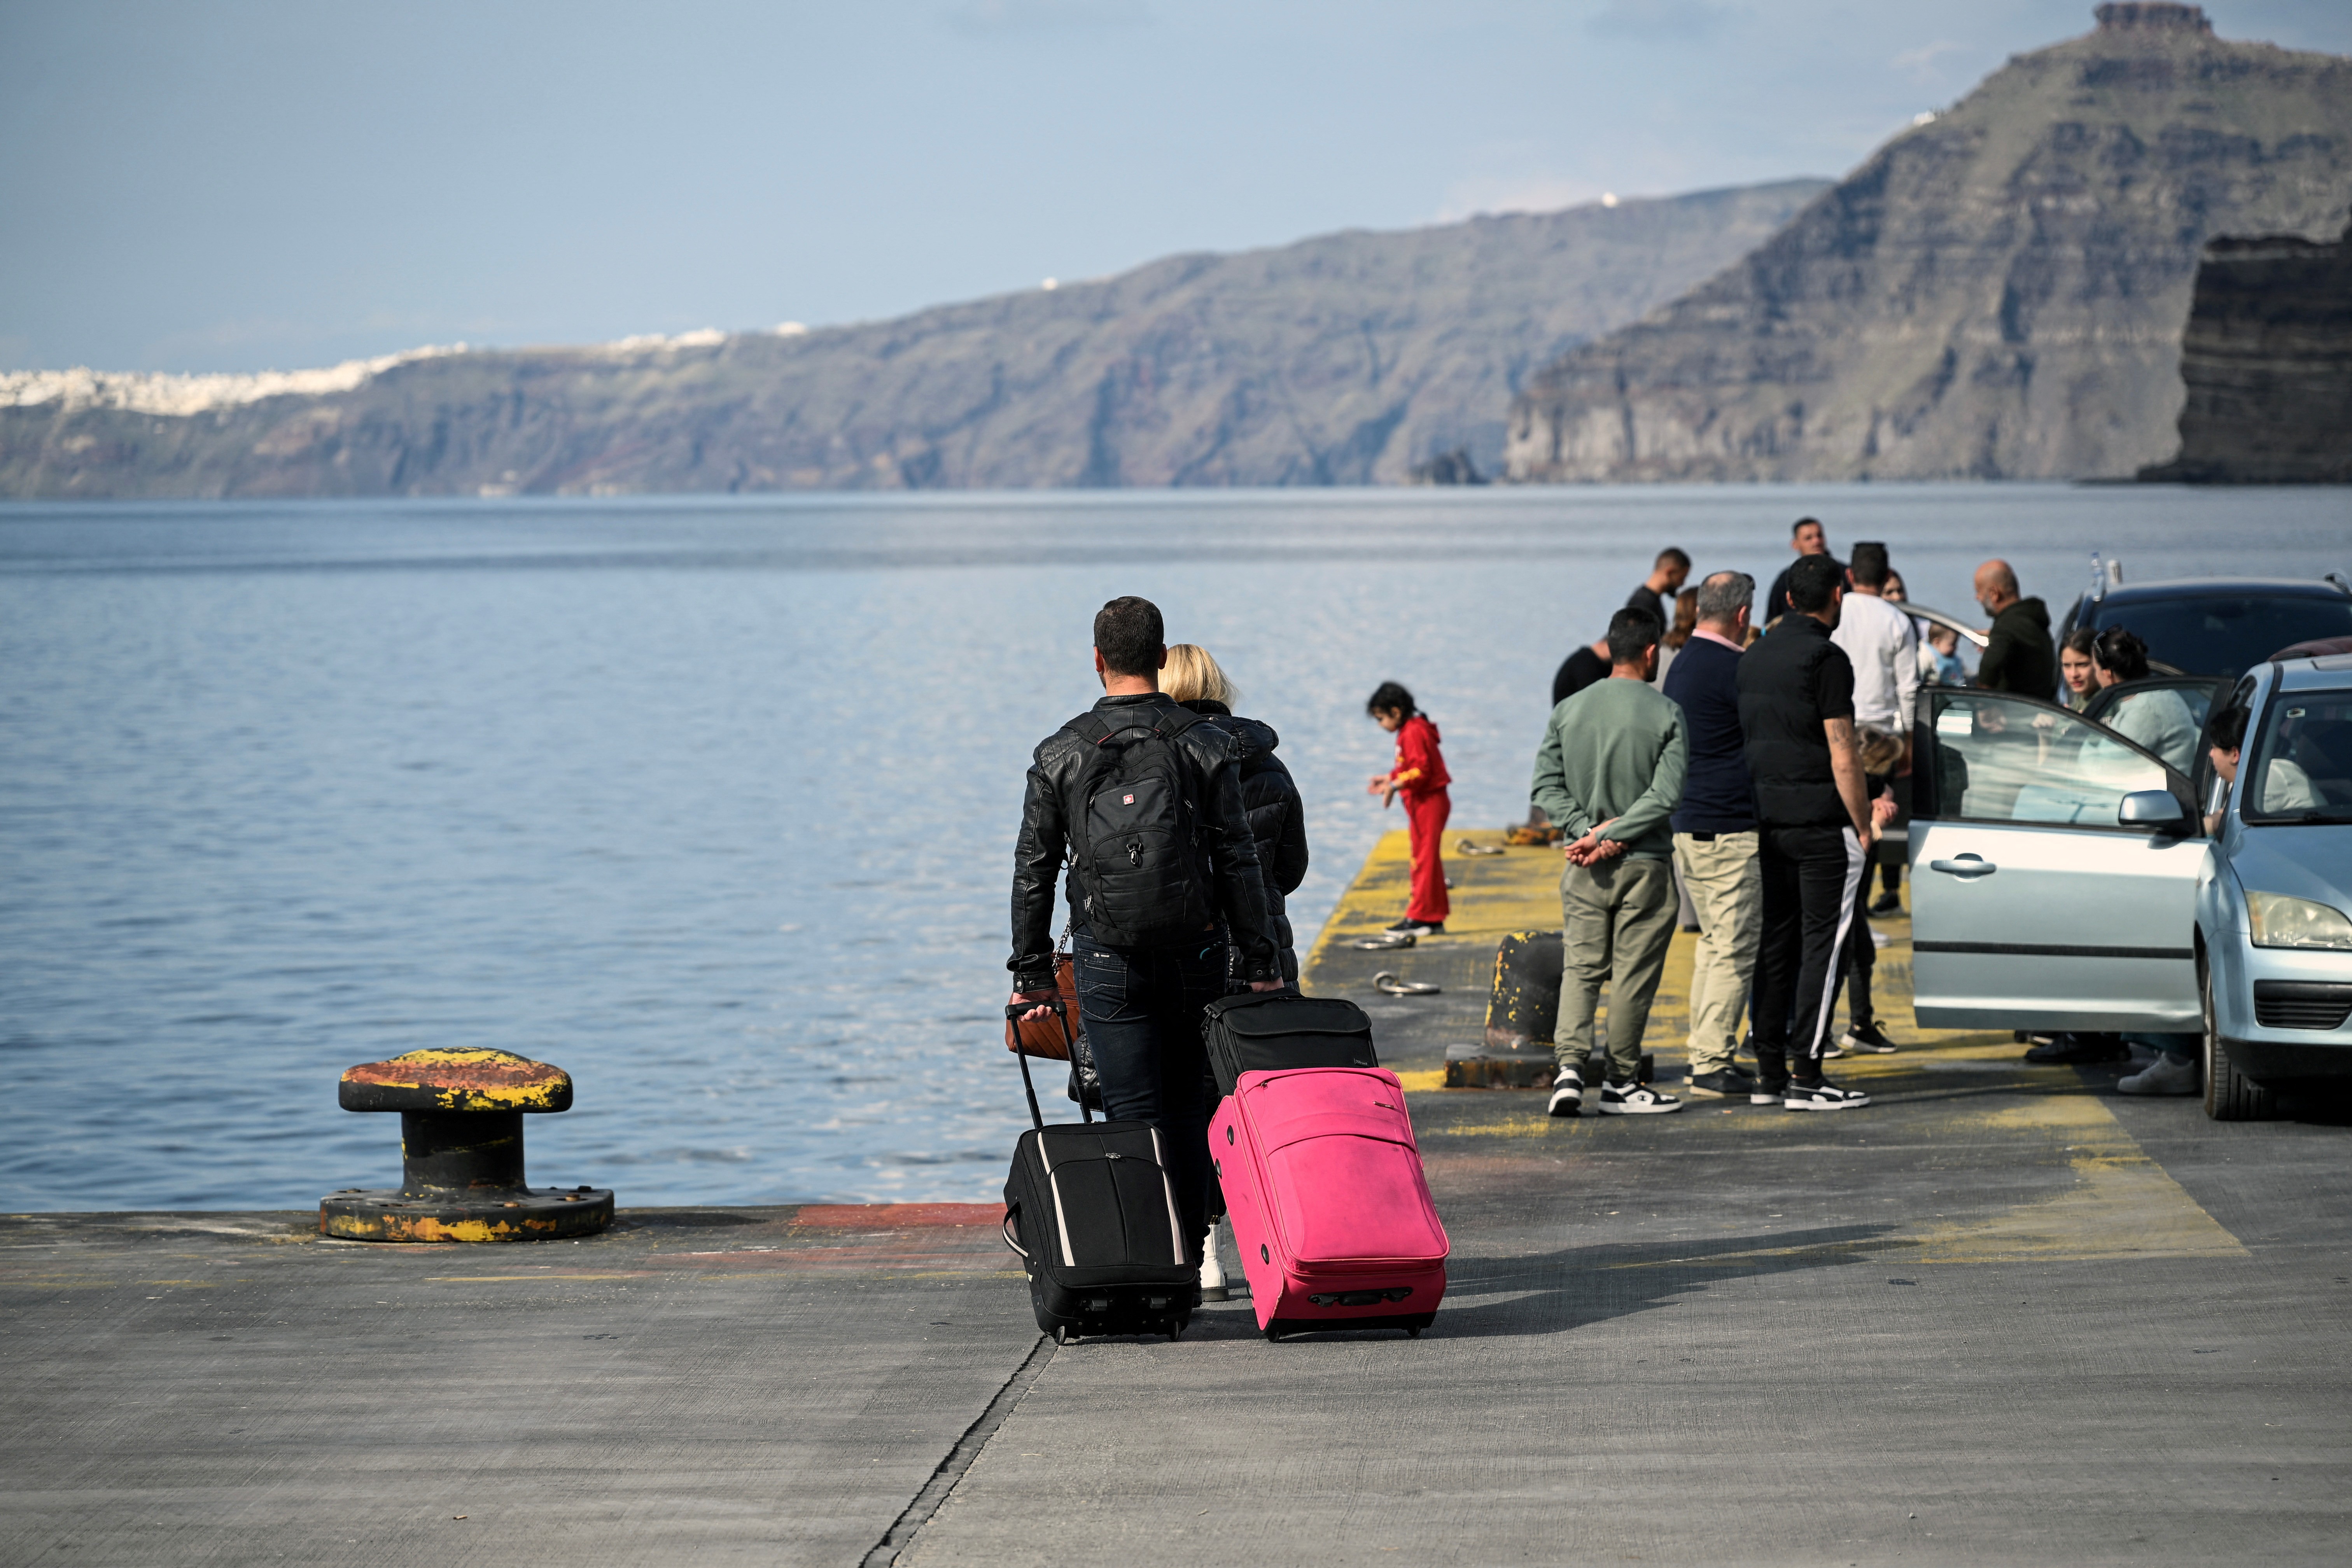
[2088,594,2352,679]
[2242,689,2352,825]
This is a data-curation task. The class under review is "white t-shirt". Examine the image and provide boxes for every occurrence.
[1830,591,1922,736]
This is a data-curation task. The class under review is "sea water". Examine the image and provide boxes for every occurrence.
[4,484,2345,1209]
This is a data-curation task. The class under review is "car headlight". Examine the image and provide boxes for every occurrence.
[2245,891,2352,951]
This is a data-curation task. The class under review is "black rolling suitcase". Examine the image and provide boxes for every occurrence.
[1199,990,1379,1098]
[1001,1006,1195,1343]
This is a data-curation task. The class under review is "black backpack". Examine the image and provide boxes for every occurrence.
[1063,705,1218,947]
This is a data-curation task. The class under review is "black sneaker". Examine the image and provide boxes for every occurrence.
[1683,1068,1757,1099]
[1868,891,1903,917]
[1841,1021,1900,1054]
[2023,1032,2126,1065]
[1750,1079,1787,1106]
[1386,918,1444,936]
[1546,1068,1584,1117]
[1782,1078,1870,1111]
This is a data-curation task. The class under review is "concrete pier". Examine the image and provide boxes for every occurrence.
[7,829,2350,1563]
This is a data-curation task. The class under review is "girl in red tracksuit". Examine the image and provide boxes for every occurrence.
[1365,681,1451,934]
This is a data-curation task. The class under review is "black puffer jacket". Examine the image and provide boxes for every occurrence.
[1008,693,1276,992]
[1183,700,1309,979]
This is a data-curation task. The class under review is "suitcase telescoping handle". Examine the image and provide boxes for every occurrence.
[1005,1003,1093,1131]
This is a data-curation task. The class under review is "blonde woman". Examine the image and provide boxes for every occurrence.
[1160,645,1310,982]
[1161,644,1311,1303]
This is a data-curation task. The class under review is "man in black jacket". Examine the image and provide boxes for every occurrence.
[1009,597,1281,1261]
[1973,559,2056,698]
[1737,554,1878,1112]
[1765,517,1843,623]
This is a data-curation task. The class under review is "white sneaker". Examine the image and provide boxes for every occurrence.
[1598,1082,1682,1115]
[1547,1068,1584,1117]
[2119,1054,2200,1096]
[1199,1222,1229,1300]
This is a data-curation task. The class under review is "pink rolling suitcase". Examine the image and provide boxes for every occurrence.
[1208,1066,1448,1340]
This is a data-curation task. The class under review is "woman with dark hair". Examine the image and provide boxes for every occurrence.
[2059,627,2098,711]
[2093,626,2199,773]
[1367,681,1451,936]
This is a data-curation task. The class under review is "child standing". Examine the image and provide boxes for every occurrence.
[1366,682,1451,936]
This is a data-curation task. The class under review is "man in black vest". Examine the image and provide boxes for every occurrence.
[1736,555,1878,1111]
[1008,596,1281,1261]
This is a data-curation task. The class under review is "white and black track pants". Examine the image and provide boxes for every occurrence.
[1752,824,1869,1083]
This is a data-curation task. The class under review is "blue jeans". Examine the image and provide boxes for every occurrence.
[1071,923,1226,1263]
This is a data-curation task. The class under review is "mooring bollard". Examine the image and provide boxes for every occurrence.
[318,1047,614,1242]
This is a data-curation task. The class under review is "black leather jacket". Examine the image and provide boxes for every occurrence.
[1182,700,1309,970]
[1009,692,1278,991]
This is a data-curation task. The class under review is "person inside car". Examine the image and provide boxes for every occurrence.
[2059,628,2098,711]
[2091,626,2201,775]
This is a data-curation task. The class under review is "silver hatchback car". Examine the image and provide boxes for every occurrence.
[1907,654,2352,1119]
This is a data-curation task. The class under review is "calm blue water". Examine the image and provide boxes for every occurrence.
[4,485,2347,1210]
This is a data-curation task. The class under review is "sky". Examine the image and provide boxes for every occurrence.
[5,0,2349,375]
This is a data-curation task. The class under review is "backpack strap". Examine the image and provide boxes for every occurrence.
[1067,704,1205,746]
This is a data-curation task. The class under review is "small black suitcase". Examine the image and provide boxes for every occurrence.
[1001,1017,1195,1342]
[1199,990,1379,1098]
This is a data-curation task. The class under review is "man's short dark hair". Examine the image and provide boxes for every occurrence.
[1792,516,1824,538]
[2211,702,2250,754]
[1606,606,1663,665]
[1655,546,1691,571]
[1849,541,1890,590]
[1093,596,1165,677]
[1787,553,1845,613]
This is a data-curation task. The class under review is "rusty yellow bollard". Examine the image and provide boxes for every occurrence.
[318,1048,614,1241]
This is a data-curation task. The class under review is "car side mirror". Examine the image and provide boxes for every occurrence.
[2119,790,2187,832]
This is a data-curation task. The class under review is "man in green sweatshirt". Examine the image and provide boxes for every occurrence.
[1530,605,1691,1117]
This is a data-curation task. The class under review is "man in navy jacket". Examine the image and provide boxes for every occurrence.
[1660,570,1761,1100]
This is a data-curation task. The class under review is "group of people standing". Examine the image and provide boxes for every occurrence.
[1530,520,2067,1118]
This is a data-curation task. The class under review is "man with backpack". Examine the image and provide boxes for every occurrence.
[1008,596,1283,1267]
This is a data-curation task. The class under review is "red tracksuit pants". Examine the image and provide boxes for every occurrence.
[1403,790,1451,924]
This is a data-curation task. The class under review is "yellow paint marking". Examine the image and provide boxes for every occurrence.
[1392,1069,1447,1092]
[1908,1094,2245,1264]
[1444,1115,1575,1139]
[1303,830,1566,975]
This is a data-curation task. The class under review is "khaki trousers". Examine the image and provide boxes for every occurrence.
[1673,831,1762,1074]
[1558,855,1677,1085]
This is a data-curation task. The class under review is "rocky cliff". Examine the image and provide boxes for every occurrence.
[0,182,1823,499]
[1505,5,2352,484]
[2140,221,2352,482]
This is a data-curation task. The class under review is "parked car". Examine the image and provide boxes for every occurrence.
[2062,576,2352,681]
[1907,653,2352,1120]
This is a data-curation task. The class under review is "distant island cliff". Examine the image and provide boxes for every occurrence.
[2139,222,2352,483]
[1504,5,2352,483]
[0,183,1822,499]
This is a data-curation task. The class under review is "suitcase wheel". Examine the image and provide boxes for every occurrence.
[1405,1325,1421,1339]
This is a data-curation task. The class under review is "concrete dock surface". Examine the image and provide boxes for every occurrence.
[7,829,2350,1564]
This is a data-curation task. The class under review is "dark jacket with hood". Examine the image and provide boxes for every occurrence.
[1183,699,1310,977]
[1978,597,2056,698]
[1008,692,1276,993]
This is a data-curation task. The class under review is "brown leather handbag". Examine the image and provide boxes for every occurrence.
[1004,954,1079,1060]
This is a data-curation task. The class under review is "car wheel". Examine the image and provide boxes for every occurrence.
[2202,958,2273,1122]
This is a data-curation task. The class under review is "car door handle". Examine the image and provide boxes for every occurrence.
[1927,856,1996,878]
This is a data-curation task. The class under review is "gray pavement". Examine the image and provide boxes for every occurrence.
[6,835,2350,1564]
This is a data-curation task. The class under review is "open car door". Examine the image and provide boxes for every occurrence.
[1909,689,2207,1033]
